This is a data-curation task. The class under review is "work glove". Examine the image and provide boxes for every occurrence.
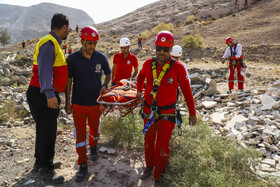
[221,58,225,64]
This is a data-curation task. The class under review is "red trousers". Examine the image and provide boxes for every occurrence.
[228,63,244,90]
[143,118,175,180]
[72,104,101,165]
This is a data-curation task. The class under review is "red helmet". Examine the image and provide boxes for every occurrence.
[80,26,99,41]
[225,37,233,44]
[155,31,174,47]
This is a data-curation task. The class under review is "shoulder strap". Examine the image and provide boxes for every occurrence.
[230,43,238,57]
[150,57,176,100]
[234,43,238,56]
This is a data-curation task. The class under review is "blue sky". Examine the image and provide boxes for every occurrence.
[0,0,159,23]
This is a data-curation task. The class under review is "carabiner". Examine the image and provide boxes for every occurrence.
[153,79,160,85]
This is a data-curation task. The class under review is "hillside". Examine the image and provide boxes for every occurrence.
[96,0,279,63]
[0,3,94,44]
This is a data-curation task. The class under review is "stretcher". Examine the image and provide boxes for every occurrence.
[96,79,142,117]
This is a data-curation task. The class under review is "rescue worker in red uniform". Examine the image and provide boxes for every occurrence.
[22,40,25,48]
[76,25,79,33]
[68,45,72,55]
[138,34,142,49]
[235,0,248,7]
[136,31,197,186]
[62,42,67,54]
[65,26,111,182]
[221,37,245,94]
[111,38,138,86]
[26,13,69,184]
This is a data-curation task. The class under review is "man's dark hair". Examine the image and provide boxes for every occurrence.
[51,13,69,30]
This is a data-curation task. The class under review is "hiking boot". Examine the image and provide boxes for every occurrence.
[75,162,88,182]
[227,90,232,94]
[139,166,153,179]
[33,160,62,172]
[38,167,64,184]
[90,145,99,161]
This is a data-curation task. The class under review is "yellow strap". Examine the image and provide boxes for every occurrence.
[151,61,170,99]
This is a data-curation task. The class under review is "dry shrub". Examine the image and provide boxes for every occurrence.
[100,112,143,149]
[151,22,174,35]
[141,29,151,40]
[184,15,196,25]
[182,34,204,49]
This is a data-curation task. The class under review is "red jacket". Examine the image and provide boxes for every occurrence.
[137,57,196,116]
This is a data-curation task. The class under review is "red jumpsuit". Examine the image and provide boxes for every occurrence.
[222,43,244,90]
[112,52,138,83]
[137,57,196,180]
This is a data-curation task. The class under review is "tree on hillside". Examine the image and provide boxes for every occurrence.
[0,27,11,46]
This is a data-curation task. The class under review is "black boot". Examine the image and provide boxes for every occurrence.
[33,160,62,172]
[90,145,99,161]
[38,167,64,184]
[75,162,88,182]
[139,166,153,179]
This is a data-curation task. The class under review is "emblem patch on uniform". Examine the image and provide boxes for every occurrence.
[168,77,173,84]
[95,64,101,73]
[161,37,166,42]
[127,60,130,65]
[92,33,96,37]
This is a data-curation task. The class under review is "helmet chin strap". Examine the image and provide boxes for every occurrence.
[82,40,87,49]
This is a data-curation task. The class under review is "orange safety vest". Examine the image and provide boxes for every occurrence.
[30,34,68,92]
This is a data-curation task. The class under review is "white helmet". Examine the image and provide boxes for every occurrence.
[171,45,182,57]
[119,38,131,47]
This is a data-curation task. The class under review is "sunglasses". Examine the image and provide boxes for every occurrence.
[156,46,170,52]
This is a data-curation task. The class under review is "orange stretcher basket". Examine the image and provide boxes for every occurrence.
[97,80,143,117]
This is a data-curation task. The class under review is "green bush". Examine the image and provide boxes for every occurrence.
[160,118,272,187]
[0,100,29,123]
[100,111,144,149]
[151,22,174,35]
[182,34,204,49]
[184,15,196,25]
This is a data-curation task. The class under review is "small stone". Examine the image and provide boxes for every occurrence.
[107,148,116,155]
[202,101,217,109]
[260,164,276,172]
[262,159,276,167]
[98,147,107,153]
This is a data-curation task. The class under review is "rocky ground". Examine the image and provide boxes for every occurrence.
[0,54,279,186]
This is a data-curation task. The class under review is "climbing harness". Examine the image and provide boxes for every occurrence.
[142,57,180,134]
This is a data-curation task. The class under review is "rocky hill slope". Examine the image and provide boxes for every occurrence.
[97,0,279,63]
[0,3,94,44]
